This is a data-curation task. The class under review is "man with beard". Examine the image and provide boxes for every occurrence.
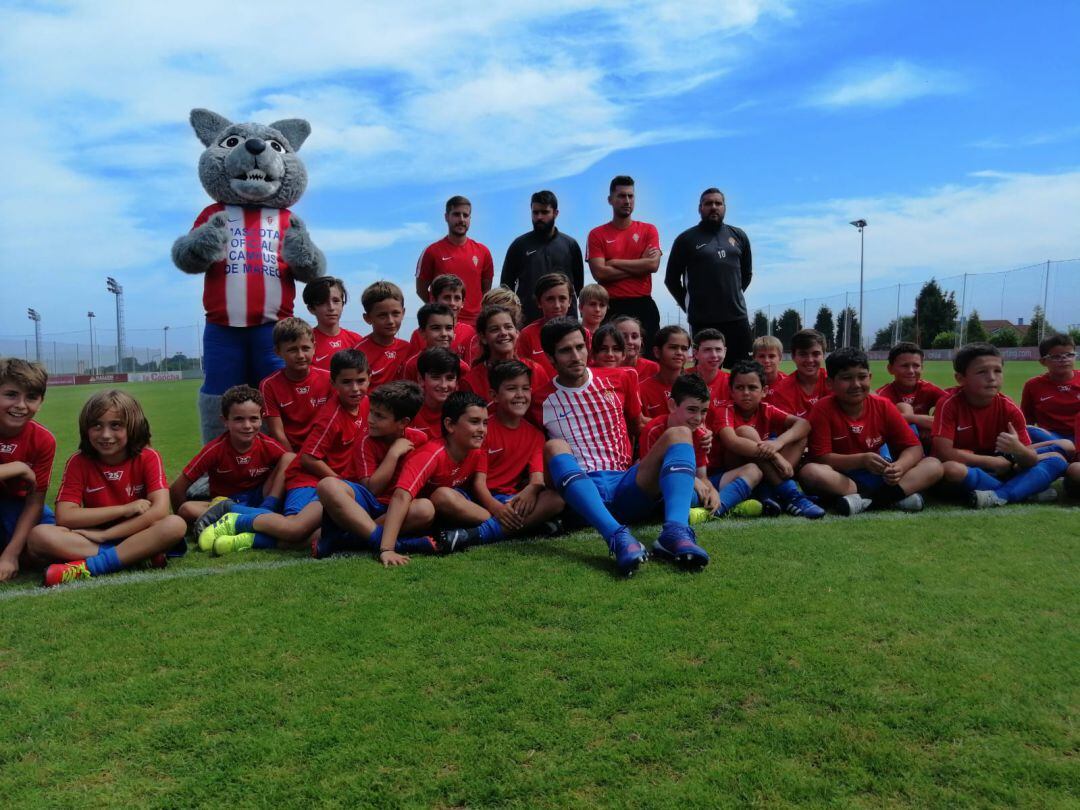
[416,195,494,328]
[500,190,584,324]
[665,188,753,368]
[586,175,662,351]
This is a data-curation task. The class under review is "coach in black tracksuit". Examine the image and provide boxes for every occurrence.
[665,188,753,368]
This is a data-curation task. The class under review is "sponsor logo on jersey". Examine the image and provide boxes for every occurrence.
[85,485,105,493]
[0,442,16,454]
[296,386,310,395]
[104,470,124,481]
[851,424,864,434]
[237,456,251,464]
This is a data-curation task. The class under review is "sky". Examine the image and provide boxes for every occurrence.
[3,0,1079,359]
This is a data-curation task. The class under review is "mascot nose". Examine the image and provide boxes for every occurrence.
[245,138,266,155]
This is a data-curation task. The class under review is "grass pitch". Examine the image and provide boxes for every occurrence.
[1,362,1076,806]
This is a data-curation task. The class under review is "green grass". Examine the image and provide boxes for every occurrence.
[0,361,1075,806]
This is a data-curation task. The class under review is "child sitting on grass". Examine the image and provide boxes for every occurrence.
[304,276,362,370]
[799,348,943,515]
[169,385,293,537]
[30,390,186,587]
[934,343,1067,508]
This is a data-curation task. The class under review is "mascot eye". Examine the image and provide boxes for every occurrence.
[268,140,285,153]
[221,136,242,148]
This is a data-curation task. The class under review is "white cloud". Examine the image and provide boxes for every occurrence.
[313,223,433,253]
[970,124,1080,150]
[808,60,966,108]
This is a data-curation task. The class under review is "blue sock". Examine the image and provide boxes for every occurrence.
[231,504,266,516]
[395,535,436,554]
[85,545,122,576]
[659,443,697,524]
[476,517,505,545]
[252,532,276,549]
[997,454,1067,502]
[772,478,800,504]
[258,495,281,512]
[233,509,270,534]
[367,525,384,553]
[962,466,1003,493]
[548,453,622,542]
[717,477,752,515]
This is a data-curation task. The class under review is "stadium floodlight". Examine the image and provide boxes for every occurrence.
[27,308,42,363]
[106,277,125,371]
[87,311,96,374]
[849,219,868,349]
[163,325,170,373]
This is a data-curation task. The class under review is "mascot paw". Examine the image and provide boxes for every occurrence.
[282,214,326,282]
[173,212,229,274]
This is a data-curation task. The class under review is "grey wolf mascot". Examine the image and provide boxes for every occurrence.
[173,108,325,443]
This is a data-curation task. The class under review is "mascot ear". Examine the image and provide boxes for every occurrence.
[190,109,233,147]
[269,118,311,151]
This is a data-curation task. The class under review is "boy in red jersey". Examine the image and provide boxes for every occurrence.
[534,318,708,575]
[875,342,947,442]
[406,274,477,363]
[1068,412,1080,497]
[259,317,332,451]
[767,329,829,417]
[691,328,730,404]
[315,380,438,558]
[799,349,942,515]
[371,392,490,566]
[411,348,463,442]
[415,196,494,327]
[639,325,692,419]
[200,350,371,554]
[590,324,626,368]
[1020,333,1080,446]
[170,385,293,535]
[712,360,823,519]
[461,306,549,398]
[304,276,362,370]
[752,335,787,397]
[437,362,565,552]
[578,283,609,334]
[402,303,470,382]
[516,273,583,378]
[31,390,186,586]
[0,359,56,581]
[613,315,659,379]
[935,343,1068,507]
[355,281,410,389]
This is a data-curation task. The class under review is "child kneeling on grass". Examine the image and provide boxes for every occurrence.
[799,348,943,516]
[437,361,565,552]
[315,380,439,559]
[934,343,1067,508]
[30,390,186,587]
[199,350,371,554]
[170,385,294,539]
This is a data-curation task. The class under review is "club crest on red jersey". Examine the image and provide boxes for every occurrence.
[0,442,16,454]
[104,470,124,481]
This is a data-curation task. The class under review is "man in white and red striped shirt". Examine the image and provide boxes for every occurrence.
[531,318,709,575]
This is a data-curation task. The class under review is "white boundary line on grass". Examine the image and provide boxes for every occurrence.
[1,503,1071,601]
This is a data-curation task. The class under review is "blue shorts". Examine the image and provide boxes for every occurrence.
[0,497,55,548]
[342,481,388,519]
[847,469,885,496]
[228,486,267,508]
[588,464,657,524]
[284,486,318,516]
[1027,426,1071,444]
[201,321,283,396]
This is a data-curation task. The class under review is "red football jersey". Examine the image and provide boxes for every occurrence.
[0,420,56,499]
[703,369,731,405]
[460,359,550,400]
[707,401,791,471]
[355,334,411,389]
[809,394,921,458]
[767,369,829,417]
[415,237,494,326]
[259,366,333,451]
[354,427,429,504]
[311,327,362,370]
[411,401,446,444]
[193,203,295,328]
[401,354,470,385]
[57,448,168,508]
[875,379,948,415]
[585,221,661,299]
[639,374,675,419]
[182,432,287,498]
[1020,371,1080,436]
[395,441,487,499]
[630,356,660,378]
[406,323,477,364]
[932,392,1030,454]
[532,367,641,473]
[288,397,371,488]
[639,415,708,467]
[483,416,544,495]
[762,370,788,400]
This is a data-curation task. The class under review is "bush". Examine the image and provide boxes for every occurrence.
[931,331,956,350]
[989,328,1021,347]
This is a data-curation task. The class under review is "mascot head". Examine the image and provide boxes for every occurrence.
[189,108,311,208]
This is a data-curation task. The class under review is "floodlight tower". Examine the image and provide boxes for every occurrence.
[106,277,125,371]
[849,219,867,349]
[163,326,169,372]
[87,311,96,373]
[27,309,42,363]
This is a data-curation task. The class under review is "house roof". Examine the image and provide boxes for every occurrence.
[980,319,1030,336]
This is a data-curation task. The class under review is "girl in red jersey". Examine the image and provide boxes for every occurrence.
[590,323,626,368]
[461,305,549,399]
[29,390,186,587]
